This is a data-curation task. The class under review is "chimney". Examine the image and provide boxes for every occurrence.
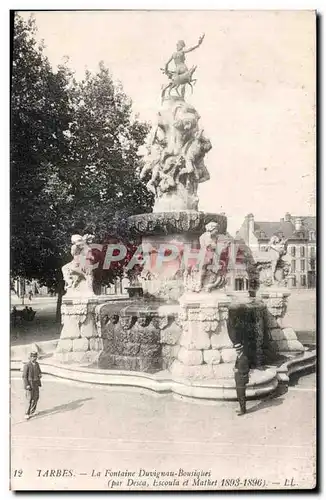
[246,213,254,238]
[284,212,291,222]
[295,217,304,231]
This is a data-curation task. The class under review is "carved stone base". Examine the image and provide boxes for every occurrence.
[174,291,236,381]
[153,186,199,212]
[54,296,107,364]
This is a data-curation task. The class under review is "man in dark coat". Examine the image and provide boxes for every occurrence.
[22,351,42,419]
[233,343,250,416]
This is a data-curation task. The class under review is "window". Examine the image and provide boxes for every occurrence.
[291,260,296,273]
[291,246,296,257]
[292,276,297,287]
[235,278,244,291]
[301,275,307,287]
[309,231,316,241]
[310,247,316,258]
[245,279,249,290]
[310,259,316,272]
[301,260,305,272]
[300,246,305,257]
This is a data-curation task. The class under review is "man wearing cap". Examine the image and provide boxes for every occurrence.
[22,351,42,420]
[233,343,250,416]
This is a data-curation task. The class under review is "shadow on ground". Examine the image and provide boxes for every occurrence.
[245,381,288,414]
[288,366,316,387]
[29,397,93,420]
[247,391,285,414]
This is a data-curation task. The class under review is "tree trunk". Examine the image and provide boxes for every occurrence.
[56,280,65,324]
[93,267,103,295]
[93,281,102,295]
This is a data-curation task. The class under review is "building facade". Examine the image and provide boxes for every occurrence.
[236,212,316,289]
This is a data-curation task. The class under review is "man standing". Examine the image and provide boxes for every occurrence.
[22,351,42,420]
[233,343,250,416]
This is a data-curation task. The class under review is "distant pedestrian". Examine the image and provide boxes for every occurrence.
[22,351,42,420]
[28,290,33,302]
[233,343,250,416]
[11,306,17,327]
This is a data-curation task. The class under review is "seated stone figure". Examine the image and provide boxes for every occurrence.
[62,234,96,297]
[184,222,230,293]
[252,234,289,287]
[199,223,231,292]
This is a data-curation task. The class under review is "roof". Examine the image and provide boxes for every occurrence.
[254,221,294,239]
[254,216,316,241]
[293,216,316,231]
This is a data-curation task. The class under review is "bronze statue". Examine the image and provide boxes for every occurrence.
[161,34,205,100]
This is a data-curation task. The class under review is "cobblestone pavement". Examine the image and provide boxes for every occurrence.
[10,371,316,491]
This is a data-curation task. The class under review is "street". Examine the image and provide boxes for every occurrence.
[11,371,316,490]
[11,297,60,346]
[10,290,317,490]
[284,290,316,343]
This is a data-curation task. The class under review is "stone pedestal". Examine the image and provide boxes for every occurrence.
[171,291,237,380]
[258,288,305,353]
[54,296,107,364]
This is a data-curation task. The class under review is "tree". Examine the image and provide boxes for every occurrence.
[11,14,154,320]
[44,63,154,295]
[11,14,74,296]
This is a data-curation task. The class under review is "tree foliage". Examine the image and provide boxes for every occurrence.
[11,14,153,298]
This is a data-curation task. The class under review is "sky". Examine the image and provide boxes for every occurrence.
[20,10,316,236]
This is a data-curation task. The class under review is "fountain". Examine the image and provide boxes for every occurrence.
[12,35,315,399]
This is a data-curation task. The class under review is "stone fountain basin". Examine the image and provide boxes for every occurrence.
[10,340,315,401]
[127,211,227,236]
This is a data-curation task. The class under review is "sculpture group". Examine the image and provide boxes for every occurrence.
[62,35,291,297]
[160,34,205,100]
[139,35,211,212]
[54,31,315,407]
